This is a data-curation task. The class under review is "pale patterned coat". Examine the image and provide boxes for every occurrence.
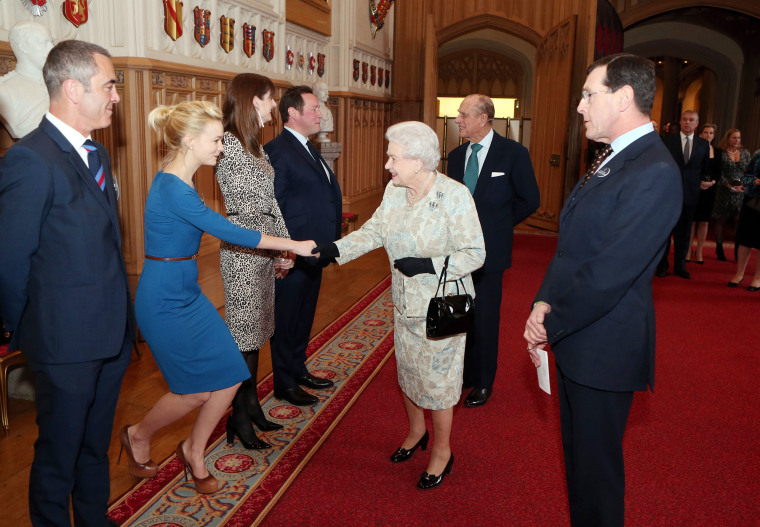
[335,174,485,409]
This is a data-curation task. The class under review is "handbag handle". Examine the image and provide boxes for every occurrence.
[433,256,469,298]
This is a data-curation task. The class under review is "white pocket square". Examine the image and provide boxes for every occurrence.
[491,172,505,177]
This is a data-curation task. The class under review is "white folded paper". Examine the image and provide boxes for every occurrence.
[537,348,550,394]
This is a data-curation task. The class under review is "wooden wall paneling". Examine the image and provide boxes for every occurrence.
[526,16,577,232]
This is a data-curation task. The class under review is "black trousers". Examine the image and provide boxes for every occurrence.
[270,264,322,391]
[658,203,697,273]
[463,270,504,390]
[556,365,634,527]
[28,335,131,527]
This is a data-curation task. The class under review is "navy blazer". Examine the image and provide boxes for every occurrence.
[663,133,709,207]
[0,117,134,363]
[264,129,342,265]
[448,131,540,272]
[534,131,681,392]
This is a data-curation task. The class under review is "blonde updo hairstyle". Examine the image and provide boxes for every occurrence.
[148,100,223,167]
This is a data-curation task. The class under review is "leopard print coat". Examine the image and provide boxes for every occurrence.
[215,132,290,352]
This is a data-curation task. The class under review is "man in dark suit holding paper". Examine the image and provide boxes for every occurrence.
[448,94,539,408]
[264,86,341,406]
[0,40,134,526]
[524,54,681,526]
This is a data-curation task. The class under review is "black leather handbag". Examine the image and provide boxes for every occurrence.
[426,256,475,339]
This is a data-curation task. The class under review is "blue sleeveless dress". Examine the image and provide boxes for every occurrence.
[135,172,261,394]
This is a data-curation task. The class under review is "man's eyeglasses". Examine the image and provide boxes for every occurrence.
[580,89,612,103]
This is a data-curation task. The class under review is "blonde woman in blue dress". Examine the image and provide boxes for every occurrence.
[124,101,316,494]
[314,121,485,489]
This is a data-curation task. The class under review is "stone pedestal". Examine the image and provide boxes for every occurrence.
[316,141,342,173]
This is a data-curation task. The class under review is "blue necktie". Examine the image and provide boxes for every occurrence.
[82,139,105,191]
[463,143,482,194]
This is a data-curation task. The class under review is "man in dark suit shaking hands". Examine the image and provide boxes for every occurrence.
[0,40,134,526]
[524,54,681,526]
[265,86,341,406]
[448,94,539,407]
[656,110,709,279]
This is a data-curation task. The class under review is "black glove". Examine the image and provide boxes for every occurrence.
[393,257,435,277]
[312,242,339,263]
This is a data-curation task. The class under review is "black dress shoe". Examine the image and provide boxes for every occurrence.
[748,285,760,292]
[655,269,667,278]
[274,386,319,406]
[296,372,334,389]
[727,279,743,288]
[417,454,454,490]
[390,430,429,463]
[674,269,691,279]
[464,387,492,408]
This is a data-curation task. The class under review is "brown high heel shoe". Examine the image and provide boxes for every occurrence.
[118,425,158,478]
[176,440,223,494]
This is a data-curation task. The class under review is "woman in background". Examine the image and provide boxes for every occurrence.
[686,124,720,263]
[728,150,760,290]
[314,122,485,489]
[122,101,315,494]
[215,73,291,450]
[712,129,750,260]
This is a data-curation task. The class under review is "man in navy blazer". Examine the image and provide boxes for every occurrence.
[524,54,681,526]
[0,41,134,526]
[656,110,709,279]
[448,94,540,407]
[264,86,341,406]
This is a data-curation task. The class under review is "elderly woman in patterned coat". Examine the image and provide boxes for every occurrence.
[314,121,485,489]
[215,73,292,450]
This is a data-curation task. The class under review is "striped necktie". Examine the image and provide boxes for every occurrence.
[579,144,613,189]
[82,139,106,191]
[463,143,482,194]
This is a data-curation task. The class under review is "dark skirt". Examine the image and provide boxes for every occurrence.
[735,198,760,250]
[695,186,718,222]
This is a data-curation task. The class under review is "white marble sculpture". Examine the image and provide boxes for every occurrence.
[0,21,54,139]
[314,81,333,142]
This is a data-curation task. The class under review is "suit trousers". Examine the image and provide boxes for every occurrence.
[658,203,697,273]
[463,270,504,389]
[556,365,634,527]
[270,264,322,391]
[27,333,131,527]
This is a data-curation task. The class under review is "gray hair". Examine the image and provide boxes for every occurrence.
[43,40,111,98]
[385,121,440,170]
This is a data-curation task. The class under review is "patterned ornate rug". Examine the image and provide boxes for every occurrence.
[108,276,394,526]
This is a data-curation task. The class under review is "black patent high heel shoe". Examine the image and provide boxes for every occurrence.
[225,419,271,450]
[417,453,454,490]
[390,430,429,463]
[242,350,284,432]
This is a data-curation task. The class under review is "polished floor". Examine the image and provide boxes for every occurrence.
[0,248,390,526]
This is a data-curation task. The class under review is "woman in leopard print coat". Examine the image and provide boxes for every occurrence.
[215,73,291,449]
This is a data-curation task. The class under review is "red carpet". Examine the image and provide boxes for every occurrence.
[260,233,759,527]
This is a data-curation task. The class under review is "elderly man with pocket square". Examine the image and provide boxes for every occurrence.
[448,94,540,408]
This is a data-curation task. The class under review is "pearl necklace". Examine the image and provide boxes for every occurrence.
[727,147,739,155]
[406,170,436,205]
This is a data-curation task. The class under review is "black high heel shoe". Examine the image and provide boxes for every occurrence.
[417,453,454,490]
[226,418,271,450]
[252,414,283,432]
[390,430,429,463]
[242,350,284,432]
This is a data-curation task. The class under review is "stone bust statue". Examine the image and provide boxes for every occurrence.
[313,81,333,142]
[0,21,54,139]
